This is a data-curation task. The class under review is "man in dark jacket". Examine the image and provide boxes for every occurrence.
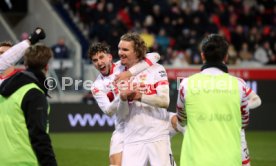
[0,44,57,166]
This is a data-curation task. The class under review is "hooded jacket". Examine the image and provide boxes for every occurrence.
[0,69,57,166]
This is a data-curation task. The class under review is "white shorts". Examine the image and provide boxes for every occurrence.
[122,139,176,166]
[241,129,250,166]
[109,130,124,156]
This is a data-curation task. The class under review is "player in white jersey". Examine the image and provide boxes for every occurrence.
[118,33,179,166]
[89,42,161,166]
[240,87,261,166]
[0,27,46,85]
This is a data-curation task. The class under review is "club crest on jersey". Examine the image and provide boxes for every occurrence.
[139,74,147,83]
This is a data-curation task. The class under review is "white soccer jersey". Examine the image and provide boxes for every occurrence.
[91,63,127,130]
[176,67,250,128]
[123,63,170,144]
[91,53,161,130]
[0,40,30,85]
[91,53,162,157]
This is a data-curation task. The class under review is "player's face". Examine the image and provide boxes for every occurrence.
[118,40,139,68]
[91,52,112,76]
[0,46,11,55]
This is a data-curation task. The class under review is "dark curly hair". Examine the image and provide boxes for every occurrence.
[88,42,110,60]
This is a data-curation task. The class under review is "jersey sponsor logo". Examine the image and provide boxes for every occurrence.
[137,83,156,95]
[133,80,169,95]
[68,113,115,127]
[197,113,233,122]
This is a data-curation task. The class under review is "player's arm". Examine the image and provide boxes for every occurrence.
[129,65,170,108]
[176,79,188,127]
[140,83,170,108]
[91,83,129,117]
[170,112,185,134]
[115,52,160,81]
[21,89,57,166]
[239,79,250,128]
[246,88,262,109]
[0,27,45,73]
[0,40,30,73]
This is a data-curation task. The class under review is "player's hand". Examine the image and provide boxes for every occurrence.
[116,80,129,92]
[114,71,132,83]
[28,27,46,45]
[171,115,178,131]
[130,90,142,101]
[120,90,136,101]
[171,115,185,134]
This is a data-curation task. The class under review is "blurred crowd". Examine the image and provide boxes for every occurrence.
[64,0,276,66]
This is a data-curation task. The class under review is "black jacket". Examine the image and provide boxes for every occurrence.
[0,69,57,166]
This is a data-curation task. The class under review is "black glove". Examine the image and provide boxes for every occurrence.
[28,27,46,45]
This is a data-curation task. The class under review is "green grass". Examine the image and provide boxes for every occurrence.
[51,131,276,166]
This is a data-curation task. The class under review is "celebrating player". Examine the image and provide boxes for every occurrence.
[89,42,160,166]
[118,32,179,166]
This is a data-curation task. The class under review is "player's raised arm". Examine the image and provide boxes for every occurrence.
[0,27,46,73]
[0,40,29,73]
[114,52,160,82]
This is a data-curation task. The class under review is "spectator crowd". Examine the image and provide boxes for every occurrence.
[64,0,275,66]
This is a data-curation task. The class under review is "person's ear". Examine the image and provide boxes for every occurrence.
[108,54,113,61]
[201,52,206,63]
[45,64,49,73]
[223,54,228,64]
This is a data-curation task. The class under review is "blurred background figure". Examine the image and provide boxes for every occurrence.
[51,37,69,59]
[51,37,71,84]
[20,32,29,41]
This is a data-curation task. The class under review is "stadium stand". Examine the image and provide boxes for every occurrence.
[60,0,275,66]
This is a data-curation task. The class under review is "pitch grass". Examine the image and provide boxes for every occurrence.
[51,131,276,166]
